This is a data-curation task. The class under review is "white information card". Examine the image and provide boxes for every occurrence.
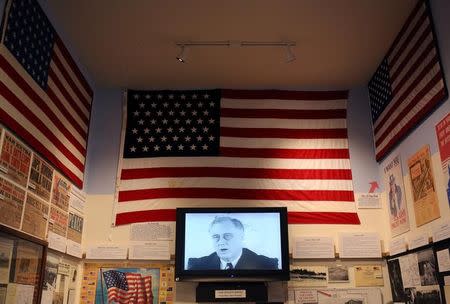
[339,232,381,258]
[86,245,128,259]
[293,237,334,259]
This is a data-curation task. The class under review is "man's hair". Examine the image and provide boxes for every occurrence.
[209,216,244,232]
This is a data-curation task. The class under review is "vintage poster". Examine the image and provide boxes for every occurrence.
[289,265,327,287]
[408,145,440,226]
[0,132,31,188]
[13,240,42,286]
[48,206,69,237]
[354,265,383,287]
[435,112,450,205]
[80,263,174,304]
[0,176,25,229]
[21,194,49,239]
[51,173,71,212]
[383,155,410,236]
[0,237,13,284]
[28,154,53,202]
[67,212,83,243]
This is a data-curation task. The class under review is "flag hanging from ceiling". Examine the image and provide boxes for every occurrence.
[368,0,448,162]
[114,89,359,225]
[0,0,93,188]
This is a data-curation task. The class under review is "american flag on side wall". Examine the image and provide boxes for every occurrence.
[102,270,153,304]
[368,0,448,162]
[114,89,360,225]
[0,0,93,188]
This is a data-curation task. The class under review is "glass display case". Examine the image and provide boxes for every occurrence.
[0,224,47,304]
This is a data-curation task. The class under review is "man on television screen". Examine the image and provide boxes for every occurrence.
[187,216,279,270]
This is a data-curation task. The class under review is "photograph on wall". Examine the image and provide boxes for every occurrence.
[405,286,442,304]
[95,268,160,304]
[51,173,71,212]
[42,254,58,291]
[354,265,384,287]
[408,145,440,226]
[417,248,438,286]
[327,265,349,283]
[289,265,327,287]
[48,206,68,237]
[383,155,410,236]
[388,258,406,302]
[435,112,450,205]
[0,237,13,284]
[81,263,174,304]
[67,212,83,244]
[12,240,42,286]
[28,154,53,202]
[21,194,49,239]
[0,176,25,229]
[0,132,31,188]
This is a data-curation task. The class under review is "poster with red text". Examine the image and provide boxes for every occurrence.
[435,112,450,205]
[0,132,31,187]
[383,155,410,236]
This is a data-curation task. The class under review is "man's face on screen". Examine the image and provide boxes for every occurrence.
[210,220,244,262]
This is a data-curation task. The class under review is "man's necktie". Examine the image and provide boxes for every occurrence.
[225,262,233,270]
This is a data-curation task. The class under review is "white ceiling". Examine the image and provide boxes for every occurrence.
[45,0,417,90]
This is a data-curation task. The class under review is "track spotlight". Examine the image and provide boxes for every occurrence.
[285,44,296,63]
[176,45,187,63]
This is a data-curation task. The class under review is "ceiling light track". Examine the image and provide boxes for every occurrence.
[175,40,296,63]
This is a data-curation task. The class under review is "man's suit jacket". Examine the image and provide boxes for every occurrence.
[187,248,279,270]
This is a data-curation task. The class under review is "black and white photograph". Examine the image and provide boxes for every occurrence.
[289,265,327,287]
[42,255,58,291]
[184,212,282,270]
[387,259,406,302]
[406,286,442,304]
[328,265,349,283]
[417,249,438,286]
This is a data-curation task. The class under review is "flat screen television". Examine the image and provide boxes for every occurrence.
[174,207,290,282]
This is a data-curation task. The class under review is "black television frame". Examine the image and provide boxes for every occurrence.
[174,207,290,282]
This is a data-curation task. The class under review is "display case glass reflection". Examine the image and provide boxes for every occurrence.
[0,225,47,304]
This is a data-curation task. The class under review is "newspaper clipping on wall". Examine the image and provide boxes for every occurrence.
[408,145,440,227]
[48,206,69,237]
[0,176,25,229]
[51,173,71,212]
[28,154,53,202]
[0,132,31,188]
[383,155,410,236]
[67,212,83,244]
[21,194,49,239]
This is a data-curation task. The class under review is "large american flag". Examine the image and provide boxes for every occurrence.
[368,0,448,162]
[103,270,153,304]
[0,0,93,188]
[114,89,359,225]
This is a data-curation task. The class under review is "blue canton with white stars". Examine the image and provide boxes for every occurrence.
[4,0,55,89]
[368,58,393,122]
[124,90,221,158]
[103,270,129,291]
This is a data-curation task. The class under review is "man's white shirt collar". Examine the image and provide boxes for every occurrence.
[220,250,243,269]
